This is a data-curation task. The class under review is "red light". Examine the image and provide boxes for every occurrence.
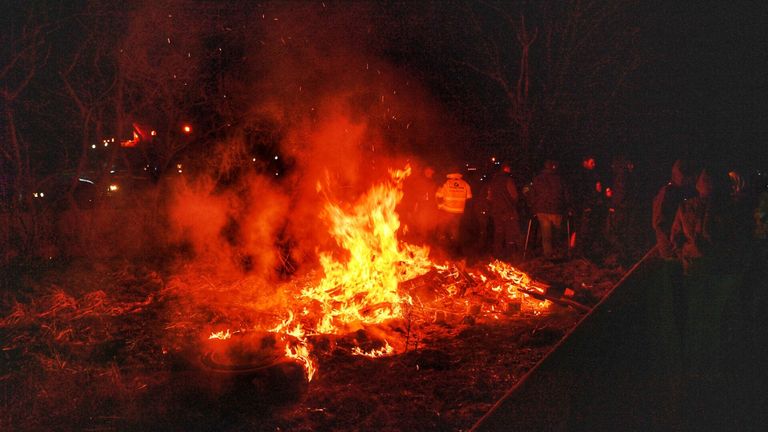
[182,125,192,134]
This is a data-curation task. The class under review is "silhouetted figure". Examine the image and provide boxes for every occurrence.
[652,159,697,259]
[671,169,746,275]
[670,169,750,393]
[488,163,522,260]
[530,160,567,258]
[607,155,640,262]
[573,155,609,260]
[473,177,492,255]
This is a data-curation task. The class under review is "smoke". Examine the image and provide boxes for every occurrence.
[237,2,466,262]
[159,1,468,294]
[165,171,289,278]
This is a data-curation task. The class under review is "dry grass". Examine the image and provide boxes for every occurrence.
[1,257,621,431]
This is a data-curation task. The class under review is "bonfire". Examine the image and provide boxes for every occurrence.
[0,165,622,432]
[201,166,554,382]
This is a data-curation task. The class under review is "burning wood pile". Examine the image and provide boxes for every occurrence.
[190,167,576,383]
[0,166,623,431]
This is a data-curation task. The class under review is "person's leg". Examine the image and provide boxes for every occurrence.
[492,213,505,258]
[538,213,553,257]
[551,214,563,257]
[448,214,461,254]
[504,215,522,258]
[576,209,591,256]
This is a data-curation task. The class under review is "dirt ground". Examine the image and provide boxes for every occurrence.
[1,257,624,431]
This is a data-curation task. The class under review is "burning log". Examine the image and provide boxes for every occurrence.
[399,269,444,302]
[516,281,588,312]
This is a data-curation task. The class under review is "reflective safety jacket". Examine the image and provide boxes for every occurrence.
[436,173,472,214]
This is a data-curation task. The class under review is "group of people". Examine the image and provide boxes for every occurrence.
[400,155,640,263]
[652,159,754,274]
[650,159,763,385]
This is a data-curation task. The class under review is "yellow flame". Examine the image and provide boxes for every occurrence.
[487,260,550,313]
[208,329,232,340]
[268,311,316,381]
[285,338,315,381]
[259,166,431,380]
[351,340,394,358]
[301,166,431,334]
[207,168,552,383]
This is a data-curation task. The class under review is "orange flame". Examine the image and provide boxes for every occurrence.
[301,166,432,334]
[351,340,394,357]
[200,168,552,383]
[208,329,232,340]
[487,260,551,312]
[269,311,316,381]
[259,166,431,381]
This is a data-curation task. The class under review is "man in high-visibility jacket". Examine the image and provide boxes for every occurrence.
[436,172,472,251]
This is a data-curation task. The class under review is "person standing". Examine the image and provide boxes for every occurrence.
[607,155,640,262]
[530,160,567,258]
[652,159,697,259]
[670,169,748,385]
[487,162,522,260]
[436,171,472,253]
[652,160,697,359]
[400,165,438,245]
[573,155,609,260]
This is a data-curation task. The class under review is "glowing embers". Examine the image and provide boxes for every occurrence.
[482,260,551,314]
[351,340,394,357]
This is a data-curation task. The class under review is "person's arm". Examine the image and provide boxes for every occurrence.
[506,179,518,202]
[669,205,684,258]
[651,187,665,231]
[653,187,675,258]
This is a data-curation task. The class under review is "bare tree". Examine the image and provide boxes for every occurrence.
[59,23,118,201]
[115,0,216,173]
[1,7,49,211]
[0,5,55,260]
[454,0,643,170]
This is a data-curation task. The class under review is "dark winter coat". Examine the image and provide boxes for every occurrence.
[487,172,519,216]
[670,194,741,273]
[531,168,566,215]
[573,168,603,211]
[652,183,694,258]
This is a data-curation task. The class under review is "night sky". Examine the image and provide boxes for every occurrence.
[641,0,768,173]
[3,0,768,188]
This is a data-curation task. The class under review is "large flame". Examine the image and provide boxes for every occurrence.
[257,166,431,381]
[302,165,432,334]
